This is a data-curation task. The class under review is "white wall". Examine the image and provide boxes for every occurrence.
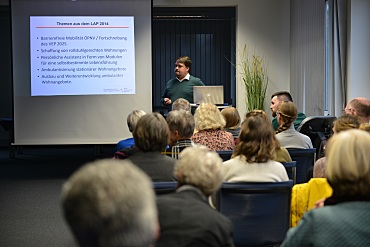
[347,0,370,100]
[153,0,291,116]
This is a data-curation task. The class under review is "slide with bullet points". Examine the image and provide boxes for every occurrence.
[11,0,152,145]
[30,16,135,96]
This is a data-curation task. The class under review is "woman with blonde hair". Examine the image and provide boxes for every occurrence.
[222,114,289,182]
[359,122,370,132]
[275,101,313,149]
[282,129,370,246]
[191,103,235,151]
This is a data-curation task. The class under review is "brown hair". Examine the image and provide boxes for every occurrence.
[245,109,282,150]
[221,107,241,129]
[333,114,361,133]
[133,113,170,152]
[233,115,275,162]
[176,56,192,72]
[275,101,298,134]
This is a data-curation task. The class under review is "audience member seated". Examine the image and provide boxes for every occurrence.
[172,98,191,112]
[115,110,146,152]
[281,129,370,246]
[313,114,361,178]
[360,122,370,132]
[128,112,176,181]
[270,91,306,130]
[245,110,292,163]
[165,109,195,159]
[344,97,370,123]
[275,101,313,149]
[156,145,235,247]
[221,107,241,139]
[61,159,158,247]
[222,115,289,182]
[191,103,235,151]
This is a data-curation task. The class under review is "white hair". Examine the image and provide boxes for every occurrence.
[62,159,158,247]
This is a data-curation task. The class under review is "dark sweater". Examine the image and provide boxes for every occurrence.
[161,75,204,104]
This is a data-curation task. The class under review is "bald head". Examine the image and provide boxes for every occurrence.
[345,97,370,123]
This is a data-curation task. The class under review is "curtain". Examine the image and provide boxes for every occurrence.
[327,0,348,117]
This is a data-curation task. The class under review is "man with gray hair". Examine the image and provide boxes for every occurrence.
[61,159,158,247]
[172,98,191,112]
[165,109,195,159]
[345,97,370,123]
[156,145,235,247]
[115,110,146,152]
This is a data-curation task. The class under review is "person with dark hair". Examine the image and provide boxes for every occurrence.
[161,56,204,106]
[345,97,370,123]
[165,109,195,159]
[61,159,159,247]
[222,115,289,182]
[270,91,306,130]
[128,112,176,181]
[275,101,313,149]
[156,145,235,247]
[281,129,370,246]
[245,110,292,163]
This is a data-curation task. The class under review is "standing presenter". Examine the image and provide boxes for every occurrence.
[161,56,204,106]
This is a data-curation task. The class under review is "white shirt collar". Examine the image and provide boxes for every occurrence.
[177,73,190,82]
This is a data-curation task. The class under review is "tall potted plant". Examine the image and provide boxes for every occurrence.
[237,45,269,112]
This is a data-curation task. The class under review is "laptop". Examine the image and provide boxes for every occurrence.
[193,86,224,105]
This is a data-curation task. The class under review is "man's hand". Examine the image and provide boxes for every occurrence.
[164,98,172,105]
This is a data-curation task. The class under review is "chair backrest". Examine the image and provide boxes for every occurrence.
[287,148,316,184]
[281,161,297,184]
[297,116,336,158]
[216,150,233,161]
[217,180,294,247]
[152,181,178,195]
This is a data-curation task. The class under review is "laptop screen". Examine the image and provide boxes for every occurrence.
[193,86,224,105]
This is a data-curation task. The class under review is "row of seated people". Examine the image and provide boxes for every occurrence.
[313,114,370,178]
[61,128,370,246]
[113,102,312,156]
[112,107,292,182]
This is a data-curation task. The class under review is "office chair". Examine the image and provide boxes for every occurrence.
[152,181,178,195]
[217,180,294,247]
[297,116,336,159]
[287,148,316,184]
[281,161,297,184]
[216,150,234,161]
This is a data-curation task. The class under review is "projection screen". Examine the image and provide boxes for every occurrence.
[11,0,152,145]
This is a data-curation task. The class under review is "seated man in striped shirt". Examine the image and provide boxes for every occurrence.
[165,109,195,159]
